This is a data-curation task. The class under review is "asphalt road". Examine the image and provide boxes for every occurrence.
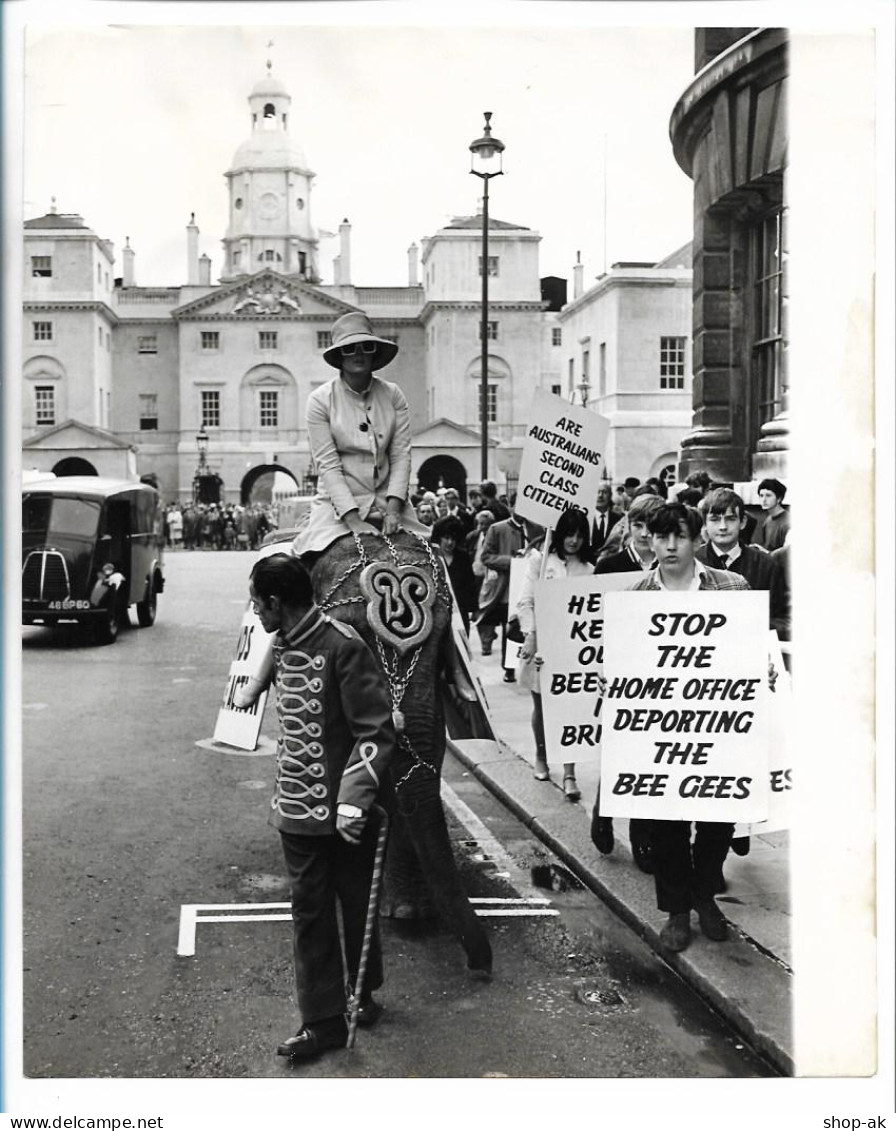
[20,548,774,1079]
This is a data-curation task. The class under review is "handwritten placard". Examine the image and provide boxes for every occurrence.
[534,573,635,765]
[600,591,770,822]
[515,390,609,529]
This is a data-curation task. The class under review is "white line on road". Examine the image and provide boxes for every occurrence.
[177,896,557,956]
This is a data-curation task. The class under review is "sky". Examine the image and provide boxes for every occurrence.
[20,16,697,289]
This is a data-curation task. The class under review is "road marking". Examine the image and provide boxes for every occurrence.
[177,896,557,956]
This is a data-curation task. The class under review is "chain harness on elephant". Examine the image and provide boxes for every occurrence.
[318,530,452,791]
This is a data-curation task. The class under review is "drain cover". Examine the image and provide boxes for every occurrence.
[576,983,628,1010]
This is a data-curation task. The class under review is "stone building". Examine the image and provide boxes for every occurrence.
[22,64,694,504]
[558,243,693,486]
[670,27,788,486]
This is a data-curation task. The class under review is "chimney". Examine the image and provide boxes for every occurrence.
[338,218,352,285]
[187,213,199,285]
[199,254,211,285]
[407,243,419,286]
[573,250,584,300]
[122,237,135,288]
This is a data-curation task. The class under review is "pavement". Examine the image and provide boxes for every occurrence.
[448,640,793,1076]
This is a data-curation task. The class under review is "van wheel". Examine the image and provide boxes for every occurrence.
[137,579,157,627]
[93,599,121,646]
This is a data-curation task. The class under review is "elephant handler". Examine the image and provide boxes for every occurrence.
[248,553,397,1062]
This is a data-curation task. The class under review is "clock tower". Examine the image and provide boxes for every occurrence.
[221,64,319,282]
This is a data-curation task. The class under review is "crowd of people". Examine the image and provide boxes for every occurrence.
[423,470,791,957]
[162,501,275,551]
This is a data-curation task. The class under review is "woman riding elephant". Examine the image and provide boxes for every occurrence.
[293,311,426,561]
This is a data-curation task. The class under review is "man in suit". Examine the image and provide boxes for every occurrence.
[443,487,474,535]
[627,502,750,954]
[590,483,623,555]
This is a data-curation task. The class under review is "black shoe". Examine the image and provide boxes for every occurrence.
[277,1015,347,1060]
[590,810,614,855]
[352,997,383,1029]
[695,898,729,942]
[660,912,691,952]
[730,836,751,857]
[503,670,516,683]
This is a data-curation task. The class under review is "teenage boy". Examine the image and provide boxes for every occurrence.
[628,503,749,953]
[248,554,396,1060]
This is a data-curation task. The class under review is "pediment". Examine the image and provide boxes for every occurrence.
[171,270,359,320]
[23,419,134,452]
[411,418,496,448]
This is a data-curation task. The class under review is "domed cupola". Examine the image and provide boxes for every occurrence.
[221,62,319,283]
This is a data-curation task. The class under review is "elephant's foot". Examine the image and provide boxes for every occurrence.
[379,895,436,921]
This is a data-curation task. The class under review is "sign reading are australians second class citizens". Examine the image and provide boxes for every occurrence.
[514,390,609,529]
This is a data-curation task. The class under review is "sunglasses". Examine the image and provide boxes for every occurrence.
[340,341,378,357]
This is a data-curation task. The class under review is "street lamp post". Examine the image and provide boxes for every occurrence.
[194,424,212,503]
[470,112,505,482]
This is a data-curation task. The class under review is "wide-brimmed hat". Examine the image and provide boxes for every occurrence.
[322,311,398,371]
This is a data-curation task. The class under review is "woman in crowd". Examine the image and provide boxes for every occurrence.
[292,311,424,561]
[515,507,595,801]
[431,516,477,633]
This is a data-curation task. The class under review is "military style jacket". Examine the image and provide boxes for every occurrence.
[269,605,395,836]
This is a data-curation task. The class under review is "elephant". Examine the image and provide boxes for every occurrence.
[310,528,493,979]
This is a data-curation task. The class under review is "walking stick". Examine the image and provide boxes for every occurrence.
[346,805,389,1049]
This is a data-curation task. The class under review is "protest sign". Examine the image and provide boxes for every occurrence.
[535,572,635,765]
[515,390,609,529]
[744,631,793,834]
[213,604,272,750]
[600,591,770,822]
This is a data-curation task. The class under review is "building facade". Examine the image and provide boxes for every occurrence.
[23,66,693,504]
[670,27,788,486]
[558,244,693,485]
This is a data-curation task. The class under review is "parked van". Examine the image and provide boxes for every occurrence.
[22,476,165,645]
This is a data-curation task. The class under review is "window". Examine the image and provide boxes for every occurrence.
[138,335,158,354]
[139,393,159,431]
[233,250,242,267]
[660,336,686,389]
[31,256,52,277]
[105,331,111,350]
[479,320,499,342]
[552,327,562,347]
[33,321,53,342]
[97,264,102,284]
[297,251,307,276]
[751,208,786,435]
[478,383,497,424]
[316,331,331,350]
[98,327,103,346]
[201,331,220,350]
[478,256,499,277]
[258,330,278,351]
[259,250,283,263]
[259,390,279,428]
[35,386,55,427]
[582,347,590,383]
[201,390,220,428]
[599,342,607,396]
[568,358,574,392]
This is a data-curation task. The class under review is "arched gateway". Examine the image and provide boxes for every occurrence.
[240,463,301,505]
[416,455,467,501]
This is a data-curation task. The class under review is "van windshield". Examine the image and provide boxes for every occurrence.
[23,494,102,548]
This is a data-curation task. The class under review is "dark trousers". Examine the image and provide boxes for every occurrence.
[649,820,734,913]
[280,819,383,1027]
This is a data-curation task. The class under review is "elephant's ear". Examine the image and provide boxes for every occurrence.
[359,561,436,656]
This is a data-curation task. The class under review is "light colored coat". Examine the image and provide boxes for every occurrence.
[293,373,424,554]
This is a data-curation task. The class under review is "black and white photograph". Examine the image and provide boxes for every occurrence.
[4,0,893,1126]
